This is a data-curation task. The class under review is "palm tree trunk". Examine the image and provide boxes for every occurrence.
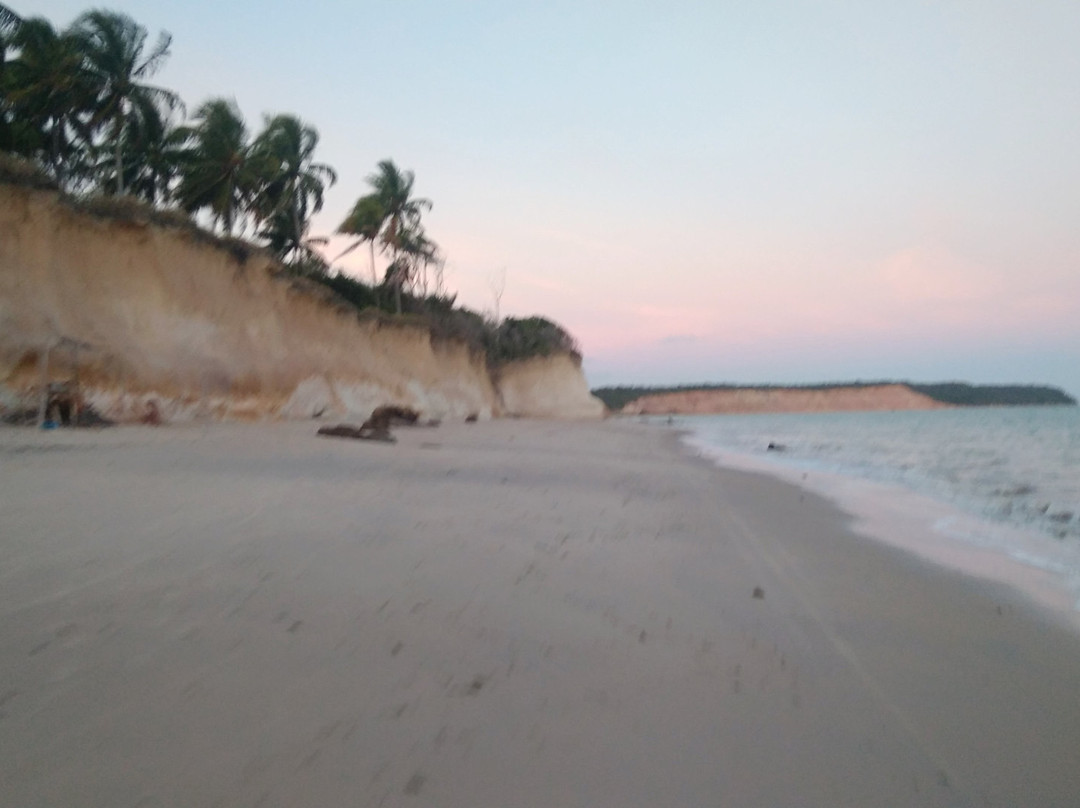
[369,240,379,308]
[291,196,302,261]
[113,116,124,195]
[393,260,402,314]
[51,123,65,188]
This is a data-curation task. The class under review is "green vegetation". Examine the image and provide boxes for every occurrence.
[592,382,1077,412]
[907,383,1075,407]
[0,2,582,365]
[337,160,435,314]
[0,149,56,189]
[305,269,579,366]
[0,4,333,260]
[488,317,581,364]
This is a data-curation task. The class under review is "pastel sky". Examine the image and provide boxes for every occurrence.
[28,1,1080,396]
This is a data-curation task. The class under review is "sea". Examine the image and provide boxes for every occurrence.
[672,406,1080,614]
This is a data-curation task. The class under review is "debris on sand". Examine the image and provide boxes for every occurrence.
[317,423,395,443]
[315,404,432,443]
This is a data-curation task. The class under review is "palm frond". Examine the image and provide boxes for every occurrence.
[134,30,171,79]
[332,238,364,261]
[0,3,22,34]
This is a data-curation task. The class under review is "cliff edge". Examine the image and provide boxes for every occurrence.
[598,381,1075,414]
[0,183,603,422]
[619,384,947,415]
[496,354,606,419]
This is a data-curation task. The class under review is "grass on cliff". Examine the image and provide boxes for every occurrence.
[300,266,581,366]
[0,155,266,263]
[0,152,59,191]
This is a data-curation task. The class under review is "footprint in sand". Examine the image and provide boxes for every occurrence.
[447,674,489,697]
[404,773,426,795]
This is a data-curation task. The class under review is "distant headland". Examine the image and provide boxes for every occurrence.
[593,382,1077,415]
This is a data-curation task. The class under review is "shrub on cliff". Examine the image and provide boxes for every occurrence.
[487,317,582,364]
[304,270,581,366]
[0,152,58,190]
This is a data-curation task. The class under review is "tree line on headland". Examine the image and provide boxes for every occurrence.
[593,383,1077,412]
[0,3,579,362]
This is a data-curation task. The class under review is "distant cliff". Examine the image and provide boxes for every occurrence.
[596,382,1076,415]
[0,182,604,422]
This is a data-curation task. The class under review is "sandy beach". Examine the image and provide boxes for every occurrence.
[2,418,1079,807]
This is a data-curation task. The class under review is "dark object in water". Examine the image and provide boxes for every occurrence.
[465,413,479,423]
[766,442,786,452]
[752,586,765,600]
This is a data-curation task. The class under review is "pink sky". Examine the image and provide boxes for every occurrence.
[34,0,1080,396]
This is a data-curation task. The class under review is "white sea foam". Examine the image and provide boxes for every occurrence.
[672,406,1080,621]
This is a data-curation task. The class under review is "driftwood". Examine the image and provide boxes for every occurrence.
[317,423,395,443]
[368,405,420,428]
[315,405,437,444]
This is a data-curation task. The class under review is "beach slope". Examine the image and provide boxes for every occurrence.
[1,420,1078,807]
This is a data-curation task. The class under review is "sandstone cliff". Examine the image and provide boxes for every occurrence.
[495,354,606,419]
[0,183,603,422]
[621,384,948,415]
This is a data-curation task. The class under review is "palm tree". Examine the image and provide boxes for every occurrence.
[176,98,263,235]
[73,9,181,195]
[258,206,330,269]
[367,159,431,254]
[336,193,386,288]
[3,16,95,185]
[365,159,432,313]
[396,224,440,300]
[252,113,336,262]
[98,110,188,204]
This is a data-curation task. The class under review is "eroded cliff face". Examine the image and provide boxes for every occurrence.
[621,384,948,415]
[495,354,606,419]
[0,183,601,422]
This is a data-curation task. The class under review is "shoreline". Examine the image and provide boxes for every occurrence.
[3,419,1080,806]
[679,429,1080,634]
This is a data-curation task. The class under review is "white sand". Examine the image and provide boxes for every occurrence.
[689,442,1080,627]
[2,419,1079,807]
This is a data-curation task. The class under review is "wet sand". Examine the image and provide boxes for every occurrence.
[1,419,1079,807]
